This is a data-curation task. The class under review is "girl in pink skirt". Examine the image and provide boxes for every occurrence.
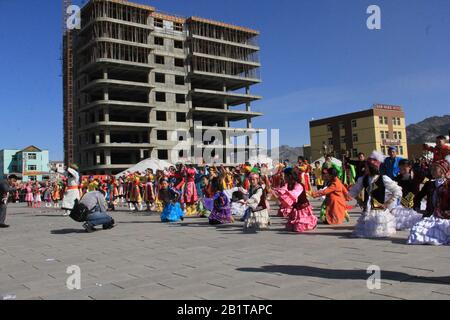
[25,183,33,207]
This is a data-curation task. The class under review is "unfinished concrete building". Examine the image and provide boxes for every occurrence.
[65,0,262,174]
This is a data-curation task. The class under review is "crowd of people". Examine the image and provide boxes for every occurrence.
[0,135,449,245]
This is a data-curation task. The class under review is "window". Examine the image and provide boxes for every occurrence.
[176,94,185,104]
[339,122,345,130]
[178,150,185,158]
[29,176,36,181]
[28,165,37,171]
[385,131,390,139]
[352,134,358,142]
[328,138,333,145]
[155,73,165,83]
[155,92,166,102]
[174,22,183,32]
[154,18,163,28]
[393,131,398,140]
[176,112,186,122]
[381,146,386,155]
[156,111,167,121]
[28,153,37,160]
[174,40,183,49]
[384,116,388,125]
[352,149,358,158]
[399,146,404,155]
[398,131,402,140]
[158,149,168,160]
[379,116,383,125]
[175,75,185,85]
[157,130,167,141]
[351,119,357,128]
[174,58,184,67]
[398,118,402,125]
[340,136,346,143]
[381,131,385,139]
[326,124,332,132]
[155,55,165,64]
[154,37,164,46]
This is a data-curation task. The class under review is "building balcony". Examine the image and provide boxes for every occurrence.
[80,143,155,151]
[188,70,261,91]
[78,121,156,131]
[78,58,152,74]
[77,37,149,54]
[193,107,262,122]
[190,88,261,107]
[79,17,154,35]
[193,125,266,136]
[190,34,259,51]
[79,100,153,113]
[80,79,153,93]
[190,52,260,68]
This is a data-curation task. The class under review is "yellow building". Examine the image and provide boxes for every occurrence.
[310,104,408,161]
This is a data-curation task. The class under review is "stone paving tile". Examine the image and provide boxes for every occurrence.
[1,202,449,300]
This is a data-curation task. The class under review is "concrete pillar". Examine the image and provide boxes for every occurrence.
[104,107,110,122]
[103,68,108,79]
[105,130,110,143]
[103,88,109,101]
[105,150,111,165]
[245,86,250,95]
[95,133,100,144]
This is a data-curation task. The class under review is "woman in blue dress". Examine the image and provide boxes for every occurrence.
[159,178,184,223]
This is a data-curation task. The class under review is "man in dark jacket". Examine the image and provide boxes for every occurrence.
[345,152,366,180]
[0,175,18,228]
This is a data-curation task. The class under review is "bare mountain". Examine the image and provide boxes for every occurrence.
[407,115,450,144]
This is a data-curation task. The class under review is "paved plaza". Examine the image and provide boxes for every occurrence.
[0,201,449,300]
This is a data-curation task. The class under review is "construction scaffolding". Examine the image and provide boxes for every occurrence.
[187,18,259,46]
[63,0,75,166]
[81,0,153,26]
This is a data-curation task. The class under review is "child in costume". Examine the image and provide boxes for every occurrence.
[392,159,422,230]
[312,167,351,225]
[272,167,317,232]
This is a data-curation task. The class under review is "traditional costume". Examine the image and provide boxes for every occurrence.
[392,172,422,230]
[208,191,233,225]
[313,174,350,225]
[159,183,184,223]
[61,166,81,214]
[408,157,450,245]
[349,151,402,238]
[274,168,318,232]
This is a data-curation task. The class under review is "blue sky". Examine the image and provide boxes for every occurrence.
[0,0,449,160]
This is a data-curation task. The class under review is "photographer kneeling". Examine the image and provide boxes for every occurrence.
[71,190,115,233]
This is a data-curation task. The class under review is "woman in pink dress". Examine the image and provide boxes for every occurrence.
[272,167,318,232]
[181,165,199,217]
[25,183,33,207]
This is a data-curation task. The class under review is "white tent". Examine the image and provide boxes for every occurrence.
[313,156,342,167]
[116,159,174,178]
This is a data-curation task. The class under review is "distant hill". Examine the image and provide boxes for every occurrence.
[271,145,304,163]
[407,115,450,144]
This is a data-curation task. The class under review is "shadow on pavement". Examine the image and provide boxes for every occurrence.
[236,265,450,285]
[51,228,86,234]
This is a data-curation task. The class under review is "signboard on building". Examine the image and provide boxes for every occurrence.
[373,104,402,111]
[382,139,401,146]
